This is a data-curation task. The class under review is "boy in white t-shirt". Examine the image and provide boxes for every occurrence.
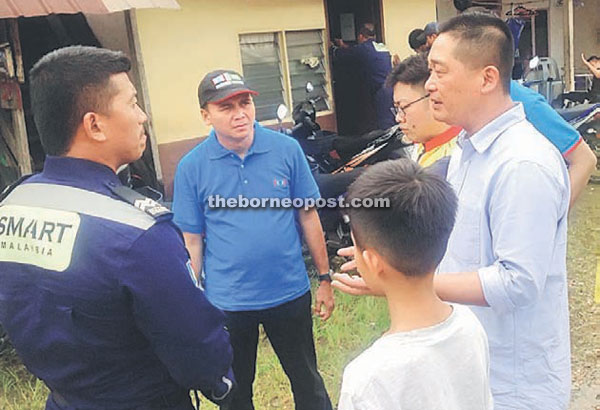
[338,159,492,410]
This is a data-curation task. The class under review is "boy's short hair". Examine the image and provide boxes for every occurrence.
[386,53,430,89]
[347,159,457,276]
[587,55,600,63]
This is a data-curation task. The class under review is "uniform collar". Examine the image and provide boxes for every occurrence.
[457,103,525,154]
[42,156,121,187]
[207,122,271,159]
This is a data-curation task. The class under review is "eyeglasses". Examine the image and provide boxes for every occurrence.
[390,94,430,118]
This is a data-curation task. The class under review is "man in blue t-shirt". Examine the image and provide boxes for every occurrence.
[172,70,334,410]
[510,80,597,207]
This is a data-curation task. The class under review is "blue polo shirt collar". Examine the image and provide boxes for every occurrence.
[207,122,272,160]
[458,103,525,154]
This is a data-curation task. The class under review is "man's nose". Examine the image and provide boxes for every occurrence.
[425,76,435,93]
[138,105,148,123]
[395,111,405,123]
[232,105,246,118]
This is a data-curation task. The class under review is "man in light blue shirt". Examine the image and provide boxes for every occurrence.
[333,13,572,409]
[426,14,570,409]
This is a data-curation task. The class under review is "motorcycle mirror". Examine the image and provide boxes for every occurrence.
[305,82,314,93]
[276,104,288,121]
[529,56,540,70]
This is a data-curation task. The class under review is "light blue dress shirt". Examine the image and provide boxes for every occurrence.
[439,103,571,410]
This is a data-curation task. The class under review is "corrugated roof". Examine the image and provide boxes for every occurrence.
[0,0,179,18]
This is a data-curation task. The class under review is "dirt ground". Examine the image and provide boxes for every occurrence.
[568,181,600,409]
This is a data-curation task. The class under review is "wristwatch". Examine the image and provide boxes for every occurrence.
[318,270,333,283]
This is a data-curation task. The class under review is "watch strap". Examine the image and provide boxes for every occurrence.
[318,270,333,282]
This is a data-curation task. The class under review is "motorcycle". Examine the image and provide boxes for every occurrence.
[522,57,600,169]
[277,83,411,249]
[558,103,600,167]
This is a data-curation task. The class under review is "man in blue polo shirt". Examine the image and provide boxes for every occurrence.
[172,70,334,410]
[510,80,597,207]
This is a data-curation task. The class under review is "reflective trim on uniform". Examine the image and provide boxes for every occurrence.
[1,183,156,230]
[212,376,234,401]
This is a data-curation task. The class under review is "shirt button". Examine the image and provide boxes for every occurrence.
[241,164,245,168]
[244,180,248,184]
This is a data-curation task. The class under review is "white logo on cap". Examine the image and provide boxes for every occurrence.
[212,73,244,89]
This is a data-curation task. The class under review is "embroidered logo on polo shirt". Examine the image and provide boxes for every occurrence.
[273,178,288,188]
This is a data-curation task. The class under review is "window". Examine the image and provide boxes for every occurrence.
[239,29,330,122]
[239,33,286,122]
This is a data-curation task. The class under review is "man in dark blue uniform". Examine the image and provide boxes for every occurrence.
[0,46,234,409]
[332,23,395,130]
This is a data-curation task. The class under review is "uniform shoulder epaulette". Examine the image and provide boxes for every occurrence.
[110,185,172,220]
[0,174,35,202]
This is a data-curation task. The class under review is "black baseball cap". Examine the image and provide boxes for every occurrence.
[416,22,439,43]
[198,69,258,107]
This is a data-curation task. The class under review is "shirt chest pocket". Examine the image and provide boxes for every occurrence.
[272,182,291,199]
[448,200,481,268]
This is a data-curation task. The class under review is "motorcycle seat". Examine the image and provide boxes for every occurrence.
[556,104,598,122]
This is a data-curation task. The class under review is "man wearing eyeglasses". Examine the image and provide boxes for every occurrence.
[387,52,596,207]
[387,54,462,172]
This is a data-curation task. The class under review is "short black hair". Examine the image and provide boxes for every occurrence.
[438,12,514,93]
[408,29,426,51]
[587,55,600,63]
[358,23,376,39]
[347,159,457,277]
[386,53,430,89]
[29,46,131,156]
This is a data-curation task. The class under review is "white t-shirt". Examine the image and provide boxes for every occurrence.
[338,304,493,410]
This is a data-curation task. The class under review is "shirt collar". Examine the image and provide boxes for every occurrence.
[42,156,121,186]
[207,122,271,160]
[457,103,525,154]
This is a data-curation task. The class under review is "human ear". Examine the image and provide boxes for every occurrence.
[362,248,384,278]
[82,112,107,142]
[481,65,501,95]
[200,108,212,126]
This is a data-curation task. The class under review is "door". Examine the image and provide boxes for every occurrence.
[325,0,384,136]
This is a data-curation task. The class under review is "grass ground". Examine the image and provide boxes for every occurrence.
[1,184,599,409]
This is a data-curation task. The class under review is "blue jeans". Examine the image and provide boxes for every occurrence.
[220,291,332,410]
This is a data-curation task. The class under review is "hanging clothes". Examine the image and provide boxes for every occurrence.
[507,18,526,53]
